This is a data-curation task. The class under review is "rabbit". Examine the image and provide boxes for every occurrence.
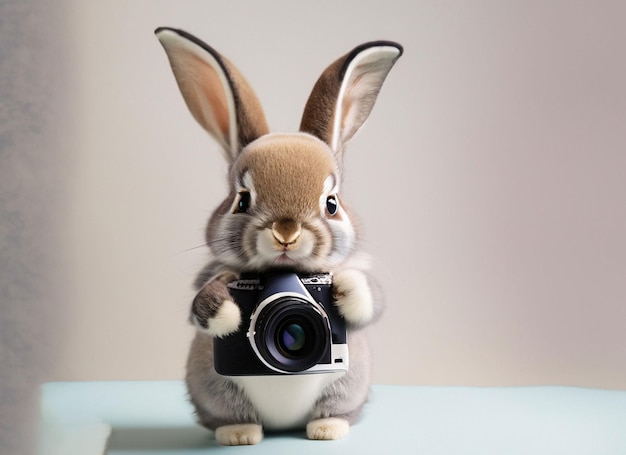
[155,27,402,446]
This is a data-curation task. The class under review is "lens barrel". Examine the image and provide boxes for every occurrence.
[253,296,330,373]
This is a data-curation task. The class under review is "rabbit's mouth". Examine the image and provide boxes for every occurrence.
[273,253,297,267]
[254,226,317,268]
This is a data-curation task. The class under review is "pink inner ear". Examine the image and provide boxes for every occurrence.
[198,58,230,140]
[169,48,231,149]
[331,46,402,152]
[339,100,350,140]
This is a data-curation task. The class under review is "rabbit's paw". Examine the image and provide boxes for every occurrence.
[306,417,350,440]
[333,270,374,326]
[215,423,263,446]
[205,299,241,338]
[192,281,241,338]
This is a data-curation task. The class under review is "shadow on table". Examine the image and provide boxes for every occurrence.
[106,425,306,452]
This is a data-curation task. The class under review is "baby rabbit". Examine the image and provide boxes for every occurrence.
[156,27,402,445]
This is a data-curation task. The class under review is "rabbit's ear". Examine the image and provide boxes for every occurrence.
[300,41,402,157]
[156,28,269,163]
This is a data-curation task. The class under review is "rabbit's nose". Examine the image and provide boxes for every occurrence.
[271,219,301,247]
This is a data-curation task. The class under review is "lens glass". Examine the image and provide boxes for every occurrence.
[280,322,306,353]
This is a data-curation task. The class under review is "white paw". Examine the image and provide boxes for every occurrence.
[207,300,241,338]
[215,423,263,446]
[306,417,350,440]
[333,269,374,325]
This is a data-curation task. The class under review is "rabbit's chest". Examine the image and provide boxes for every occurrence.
[229,372,344,431]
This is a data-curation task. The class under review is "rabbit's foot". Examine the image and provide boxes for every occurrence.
[215,423,263,446]
[306,417,350,440]
[333,270,373,325]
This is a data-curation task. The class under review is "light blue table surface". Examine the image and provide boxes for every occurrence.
[39,380,626,455]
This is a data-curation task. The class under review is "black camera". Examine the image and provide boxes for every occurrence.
[214,272,348,376]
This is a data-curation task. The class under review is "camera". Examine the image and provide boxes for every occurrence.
[214,272,348,376]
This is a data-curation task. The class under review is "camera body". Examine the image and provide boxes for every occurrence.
[214,272,348,376]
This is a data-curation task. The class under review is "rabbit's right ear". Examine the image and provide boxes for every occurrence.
[300,41,403,160]
[155,28,269,163]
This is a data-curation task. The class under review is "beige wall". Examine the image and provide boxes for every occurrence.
[30,1,626,388]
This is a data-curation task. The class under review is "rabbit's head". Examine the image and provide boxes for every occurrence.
[156,28,402,273]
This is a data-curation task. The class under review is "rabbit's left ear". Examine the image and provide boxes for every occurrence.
[300,41,403,158]
[155,27,269,164]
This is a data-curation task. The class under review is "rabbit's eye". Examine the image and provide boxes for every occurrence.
[326,195,338,216]
[236,191,251,213]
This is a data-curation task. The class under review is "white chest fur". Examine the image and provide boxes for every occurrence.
[229,372,345,431]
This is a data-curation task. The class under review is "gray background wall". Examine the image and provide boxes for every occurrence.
[1,2,70,454]
[2,1,625,453]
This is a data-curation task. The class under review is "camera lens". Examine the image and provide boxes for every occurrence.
[253,296,330,373]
